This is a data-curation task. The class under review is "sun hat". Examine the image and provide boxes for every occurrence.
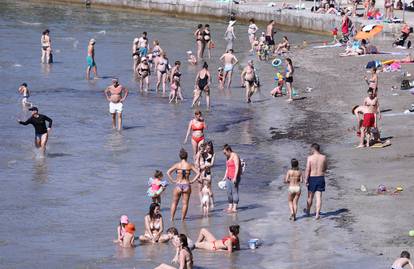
[125,223,135,233]
[120,215,129,224]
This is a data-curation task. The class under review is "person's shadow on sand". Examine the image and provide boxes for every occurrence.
[295,208,349,221]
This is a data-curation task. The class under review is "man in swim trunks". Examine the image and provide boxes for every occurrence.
[354,89,380,147]
[104,79,128,131]
[219,49,238,90]
[86,39,98,80]
[138,32,149,58]
[352,104,374,147]
[304,143,327,220]
[18,107,52,154]
[266,20,276,52]
[240,60,257,103]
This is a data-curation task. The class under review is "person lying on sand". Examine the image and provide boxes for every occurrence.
[195,225,240,253]
[340,39,378,56]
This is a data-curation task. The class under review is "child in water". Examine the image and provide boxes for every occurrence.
[18,83,31,107]
[121,223,135,248]
[113,215,129,244]
[217,67,225,90]
[284,159,303,221]
[201,181,213,216]
[270,73,284,97]
[391,251,413,269]
[147,170,168,204]
[187,51,197,65]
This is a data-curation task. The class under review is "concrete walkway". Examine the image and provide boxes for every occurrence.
[77,0,414,33]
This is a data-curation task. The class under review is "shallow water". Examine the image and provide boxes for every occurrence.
[0,1,328,268]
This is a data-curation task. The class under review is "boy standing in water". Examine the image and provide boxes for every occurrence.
[86,39,98,80]
[284,159,302,221]
[391,251,413,269]
[18,83,31,107]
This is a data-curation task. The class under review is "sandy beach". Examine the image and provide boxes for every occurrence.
[247,35,414,268]
[0,0,414,268]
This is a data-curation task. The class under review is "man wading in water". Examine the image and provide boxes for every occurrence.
[104,79,128,131]
[304,143,327,220]
[18,107,52,155]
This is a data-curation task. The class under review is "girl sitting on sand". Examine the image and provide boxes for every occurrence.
[113,215,129,244]
[284,159,303,221]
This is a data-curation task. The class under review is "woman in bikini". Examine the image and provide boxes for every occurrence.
[41,29,52,64]
[285,58,294,103]
[167,149,200,221]
[155,234,194,269]
[191,62,211,109]
[136,57,151,92]
[195,225,240,253]
[284,158,303,221]
[194,24,204,59]
[202,24,212,59]
[184,110,206,161]
[139,203,169,243]
[274,36,290,55]
[364,67,378,96]
[156,52,169,94]
[170,61,184,101]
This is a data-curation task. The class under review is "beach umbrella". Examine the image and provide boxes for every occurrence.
[354,24,384,40]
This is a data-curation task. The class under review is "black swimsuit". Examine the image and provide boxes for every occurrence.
[198,74,209,90]
[139,66,150,77]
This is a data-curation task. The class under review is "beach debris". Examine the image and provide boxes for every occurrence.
[248,239,260,249]
[218,180,226,190]
[305,87,313,92]
[360,185,367,192]
[394,186,404,193]
[377,184,387,193]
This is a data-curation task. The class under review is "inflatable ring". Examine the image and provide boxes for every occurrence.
[272,58,282,67]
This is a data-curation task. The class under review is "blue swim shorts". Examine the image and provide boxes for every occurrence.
[308,176,325,192]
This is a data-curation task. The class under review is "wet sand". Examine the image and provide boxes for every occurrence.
[1,0,414,268]
[247,36,414,268]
